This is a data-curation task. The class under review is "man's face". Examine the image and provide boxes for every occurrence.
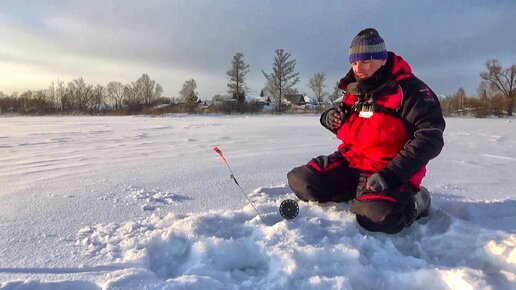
[352,59,387,80]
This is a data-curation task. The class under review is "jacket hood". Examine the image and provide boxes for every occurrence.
[338,52,413,91]
[390,52,413,82]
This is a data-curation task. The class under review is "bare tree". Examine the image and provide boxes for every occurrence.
[65,78,94,111]
[45,80,65,112]
[54,80,66,112]
[123,83,142,111]
[180,79,198,113]
[121,74,162,112]
[107,81,125,110]
[227,52,250,103]
[91,85,105,113]
[154,83,163,103]
[46,83,56,110]
[307,72,328,104]
[470,87,491,118]
[329,81,341,103]
[33,90,52,113]
[263,84,278,103]
[455,87,467,115]
[480,59,516,116]
[134,74,162,106]
[262,49,300,112]
[212,94,226,103]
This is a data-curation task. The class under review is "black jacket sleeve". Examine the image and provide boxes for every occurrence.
[378,77,446,187]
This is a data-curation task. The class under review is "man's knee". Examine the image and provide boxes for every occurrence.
[350,196,415,234]
[287,165,327,202]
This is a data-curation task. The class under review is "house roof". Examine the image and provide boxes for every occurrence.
[284,94,305,104]
[246,95,271,103]
[303,95,314,104]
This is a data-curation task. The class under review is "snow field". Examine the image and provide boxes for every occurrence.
[0,116,514,289]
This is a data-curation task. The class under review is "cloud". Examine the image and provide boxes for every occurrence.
[0,0,515,97]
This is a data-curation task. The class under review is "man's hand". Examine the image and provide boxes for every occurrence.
[325,108,344,129]
[366,173,389,192]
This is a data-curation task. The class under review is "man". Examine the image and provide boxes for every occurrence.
[287,28,445,234]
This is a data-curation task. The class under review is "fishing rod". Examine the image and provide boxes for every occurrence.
[213,146,299,223]
[213,146,268,224]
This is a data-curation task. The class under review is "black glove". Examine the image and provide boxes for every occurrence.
[366,173,389,192]
[320,107,345,132]
[329,108,344,129]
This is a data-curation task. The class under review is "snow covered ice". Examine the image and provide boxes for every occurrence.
[0,115,515,290]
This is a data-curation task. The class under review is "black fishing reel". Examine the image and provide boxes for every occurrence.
[279,199,299,220]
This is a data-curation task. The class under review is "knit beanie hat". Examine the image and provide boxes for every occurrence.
[349,28,388,63]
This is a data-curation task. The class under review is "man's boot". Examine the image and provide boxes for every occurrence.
[414,186,431,219]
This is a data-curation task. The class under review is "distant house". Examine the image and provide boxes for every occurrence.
[303,95,316,105]
[284,94,306,106]
[246,95,272,106]
[258,96,272,106]
[200,100,214,111]
[284,94,316,107]
[200,100,212,107]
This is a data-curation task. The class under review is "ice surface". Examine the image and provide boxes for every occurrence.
[0,115,514,289]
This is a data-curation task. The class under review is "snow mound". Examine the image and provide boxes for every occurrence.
[71,185,515,290]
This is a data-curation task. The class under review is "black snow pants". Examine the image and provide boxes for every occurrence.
[287,151,417,234]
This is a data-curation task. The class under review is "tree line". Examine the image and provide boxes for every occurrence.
[0,51,514,117]
[0,48,338,115]
[0,74,164,115]
[440,60,515,117]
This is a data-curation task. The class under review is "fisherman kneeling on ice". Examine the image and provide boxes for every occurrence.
[287,28,445,234]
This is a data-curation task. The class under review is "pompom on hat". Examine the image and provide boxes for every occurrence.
[348,28,388,63]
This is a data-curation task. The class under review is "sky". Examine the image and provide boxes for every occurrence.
[0,0,515,99]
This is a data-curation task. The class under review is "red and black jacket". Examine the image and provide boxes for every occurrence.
[321,52,445,189]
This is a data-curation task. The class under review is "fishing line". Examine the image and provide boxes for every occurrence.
[213,146,268,224]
